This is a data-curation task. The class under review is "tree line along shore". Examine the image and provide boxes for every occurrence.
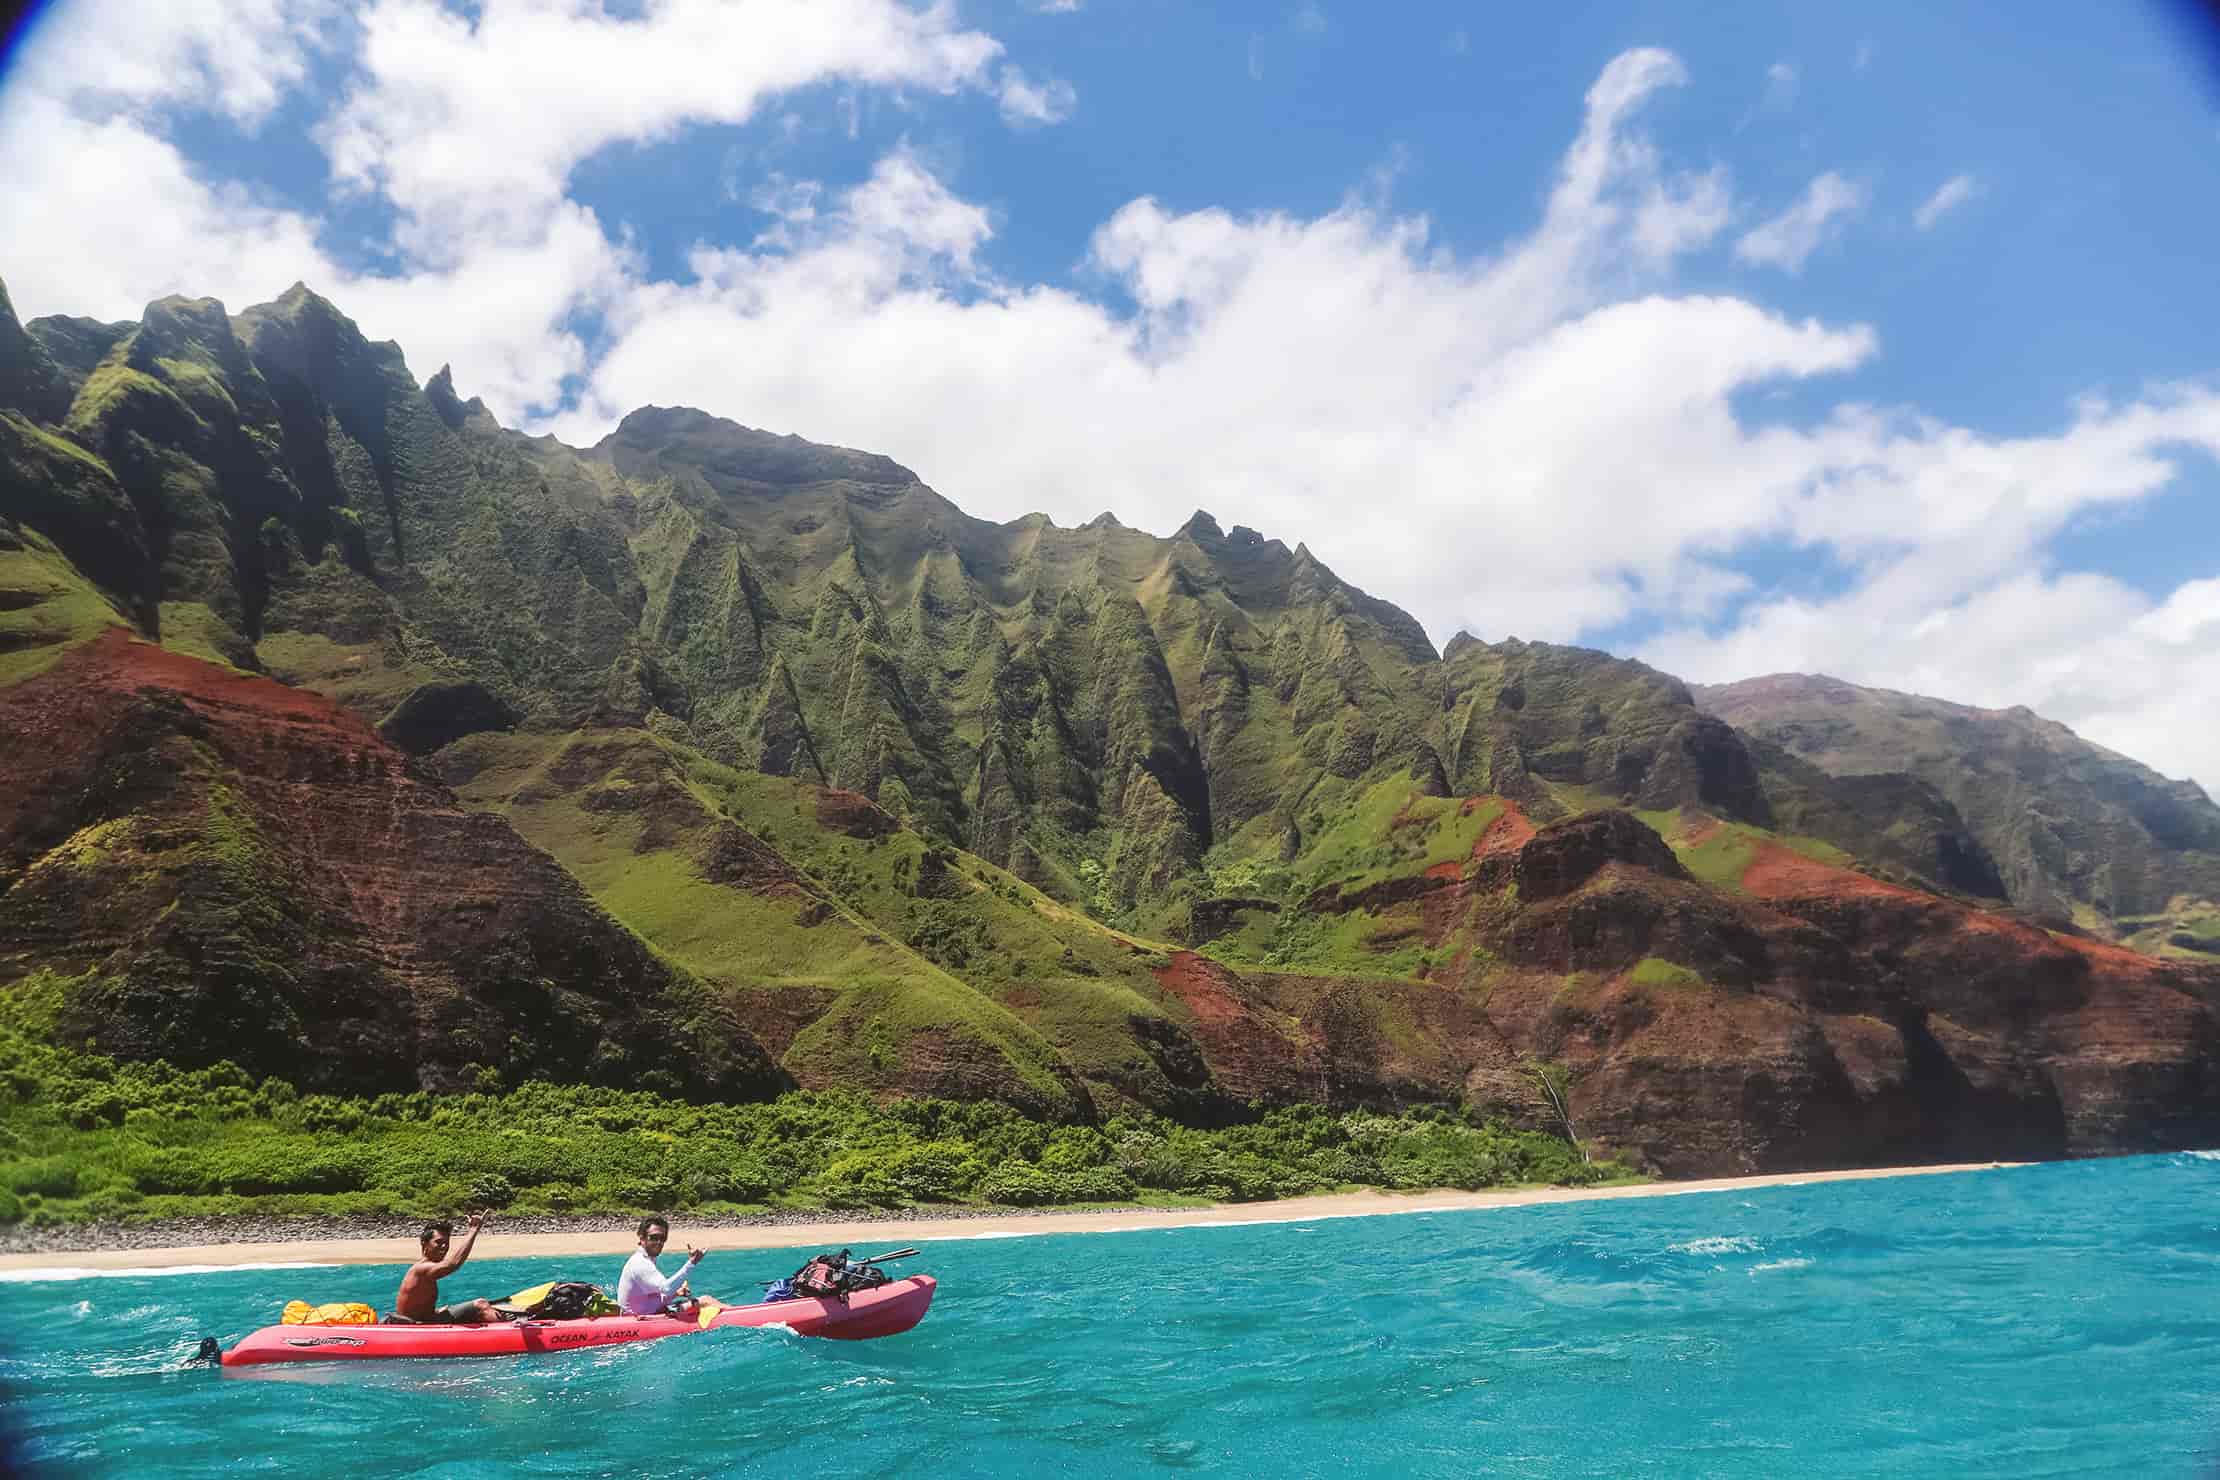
[0,1027,1625,1233]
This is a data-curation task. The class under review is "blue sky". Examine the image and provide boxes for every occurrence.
[3,0,2218,787]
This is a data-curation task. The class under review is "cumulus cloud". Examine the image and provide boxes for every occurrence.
[322,0,1012,243]
[997,67,1078,127]
[1736,171,1866,272]
[1914,173,1980,230]
[0,98,342,322]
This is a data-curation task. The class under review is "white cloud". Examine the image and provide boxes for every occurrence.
[336,202,639,420]
[997,67,1078,127]
[1914,173,1980,230]
[5,0,342,126]
[1292,3,1328,36]
[1854,39,1875,73]
[1027,0,1083,11]
[1764,61,1799,110]
[321,0,1011,243]
[0,97,343,322]
[1736,171,1866,272]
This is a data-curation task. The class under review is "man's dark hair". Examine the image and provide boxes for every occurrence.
[637,1215,670,1239]
[420,1220,453,1245]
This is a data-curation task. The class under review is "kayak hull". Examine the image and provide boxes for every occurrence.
[219,1274,934,1366]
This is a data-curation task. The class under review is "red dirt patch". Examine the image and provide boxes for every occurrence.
[1739,839,1916,904]
[1471,801,1535,862]
[1154,952,1329,1102]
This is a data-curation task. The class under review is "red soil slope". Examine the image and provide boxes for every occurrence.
[0,630,780,1095]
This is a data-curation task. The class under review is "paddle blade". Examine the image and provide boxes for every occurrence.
[504,1281,558,1310]
[696,1299,724,1330]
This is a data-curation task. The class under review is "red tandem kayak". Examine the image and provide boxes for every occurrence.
[218,1274,935,1367]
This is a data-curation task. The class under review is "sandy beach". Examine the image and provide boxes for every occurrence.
[0,1161,2019,1274]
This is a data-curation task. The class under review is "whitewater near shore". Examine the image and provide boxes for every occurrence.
[0,1162,2017,1274]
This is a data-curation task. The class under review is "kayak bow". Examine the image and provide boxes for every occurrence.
[216,1273,935,1367]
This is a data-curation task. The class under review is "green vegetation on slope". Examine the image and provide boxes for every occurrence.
[0,1025,1624,1227]
[0,524,124,686]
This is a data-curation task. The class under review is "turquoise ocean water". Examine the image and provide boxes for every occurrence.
[4,1153,2218,1477]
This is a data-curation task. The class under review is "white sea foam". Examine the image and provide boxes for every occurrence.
[0,1261,337,1283]
[930,1230,1039,1241]
[1668,1236,1760,1256]
[2181,1149,2220,1162]
[1749,1258,1812,1275]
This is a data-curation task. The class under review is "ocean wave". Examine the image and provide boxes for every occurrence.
[1749,1258,1813,1274]
[1667,1236,1760,1256]
[2175,1149,2220,1163]
[0,1262,337,1283]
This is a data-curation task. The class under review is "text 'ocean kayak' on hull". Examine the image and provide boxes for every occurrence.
[218,1274,936,1366]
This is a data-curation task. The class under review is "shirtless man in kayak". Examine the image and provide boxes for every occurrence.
[389,1211,499,1324]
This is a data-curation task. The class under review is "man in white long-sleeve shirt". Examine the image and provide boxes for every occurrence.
[618,1215,708,1316]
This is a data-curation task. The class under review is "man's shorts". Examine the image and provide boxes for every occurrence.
[384,1301,486,1324]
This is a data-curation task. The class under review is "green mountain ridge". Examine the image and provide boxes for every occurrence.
[5,277,2219,1176]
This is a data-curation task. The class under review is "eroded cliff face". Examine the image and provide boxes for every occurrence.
[1153,808,2220,1175]
[0,630,784,1099]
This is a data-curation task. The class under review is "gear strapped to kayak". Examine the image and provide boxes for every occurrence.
[488,1281,620,1320]
[763,1247,918,1303]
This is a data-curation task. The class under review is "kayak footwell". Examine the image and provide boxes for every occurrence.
[218,1274,935,1366]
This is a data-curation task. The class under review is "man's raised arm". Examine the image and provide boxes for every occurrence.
[434,1210,488,1277]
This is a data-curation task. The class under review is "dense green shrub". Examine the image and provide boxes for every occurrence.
[974,1159,1060,1206]
[0,1023,1630,1225]
[1,1156,85,1199]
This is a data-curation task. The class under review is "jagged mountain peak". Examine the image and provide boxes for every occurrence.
[1175,509,1223,541]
